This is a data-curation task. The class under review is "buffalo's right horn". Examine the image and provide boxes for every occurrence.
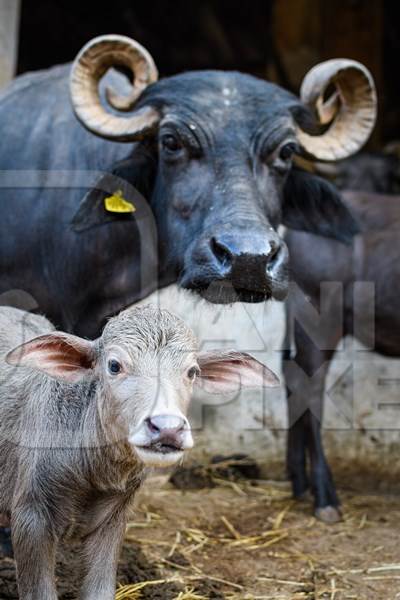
[70,34,159,142]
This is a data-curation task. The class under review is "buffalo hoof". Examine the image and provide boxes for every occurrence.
[295,489,313,503]
[0,528,13,558]
[314,506,342,524]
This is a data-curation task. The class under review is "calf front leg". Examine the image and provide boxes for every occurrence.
[11,507,57,600]
[79,503,128,600]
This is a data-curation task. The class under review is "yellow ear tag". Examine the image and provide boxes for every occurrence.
[104,190,136,214]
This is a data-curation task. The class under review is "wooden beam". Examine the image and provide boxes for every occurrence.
[271,0,322,90]
[321,0,383,147]
[0,0,21,88]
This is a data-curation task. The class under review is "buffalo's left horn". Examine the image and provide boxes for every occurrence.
[70,34,159,142]
[297,59,377,161]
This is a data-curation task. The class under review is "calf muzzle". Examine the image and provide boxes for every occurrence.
[145,415,187,452]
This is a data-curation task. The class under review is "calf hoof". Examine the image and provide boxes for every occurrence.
[0,528,13,558]
[315,506,341,524]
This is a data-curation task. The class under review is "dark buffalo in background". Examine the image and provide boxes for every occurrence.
[312,146,400,194]
[284,171,400,522]
[0,34,376,339]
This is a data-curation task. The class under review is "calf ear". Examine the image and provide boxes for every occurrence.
[71,152,156,232]
[6,333,95,383]
[282,168,360,244]
[196,350,279,394]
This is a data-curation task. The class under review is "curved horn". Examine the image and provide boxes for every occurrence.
[296,59,377,161]
[70,35,159,142]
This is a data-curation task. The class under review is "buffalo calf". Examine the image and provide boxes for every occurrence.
[0,305,278,599]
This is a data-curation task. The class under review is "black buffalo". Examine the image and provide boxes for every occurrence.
[0,34,379,558]
[284,191,400,523]
[313,149,400,194]
[0,35,376,338]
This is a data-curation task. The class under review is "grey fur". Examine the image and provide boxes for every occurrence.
[0,304,279,599]
[0,305,197,600]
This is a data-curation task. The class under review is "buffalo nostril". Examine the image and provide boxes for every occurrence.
[210,237,233,268]
[266,241,281,267]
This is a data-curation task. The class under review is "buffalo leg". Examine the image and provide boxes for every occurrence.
[286,390,310,499]
[305,410,340,522]
[284,322,341,522]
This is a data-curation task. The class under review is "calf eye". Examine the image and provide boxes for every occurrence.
[279,142,297,161]
[108,359,122,375]
[161,134,183,153]
[187,366,200,380]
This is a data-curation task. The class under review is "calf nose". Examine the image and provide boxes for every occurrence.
[146,415,186,447]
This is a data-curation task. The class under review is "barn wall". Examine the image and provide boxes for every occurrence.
[14,0,400,145]
[138,285,400,471]
[0,0,20,88]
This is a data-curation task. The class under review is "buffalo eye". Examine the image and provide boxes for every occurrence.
[173,199,192,219]
[279,142,297,161]
[180,206,192,219]
[161,134,183,153]
[187,366,200,380]
[108,359,122,375]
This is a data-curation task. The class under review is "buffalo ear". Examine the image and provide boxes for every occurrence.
[196,350,279,394]
[71,153,156,232]
[6,332,95,383]
[282,168,360,244]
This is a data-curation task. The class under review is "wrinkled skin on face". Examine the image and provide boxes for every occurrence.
[88,70,357,305]
[139,72,300,303]
[0,66,358,338]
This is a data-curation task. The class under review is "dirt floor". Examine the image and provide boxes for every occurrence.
[0,458,399,600]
